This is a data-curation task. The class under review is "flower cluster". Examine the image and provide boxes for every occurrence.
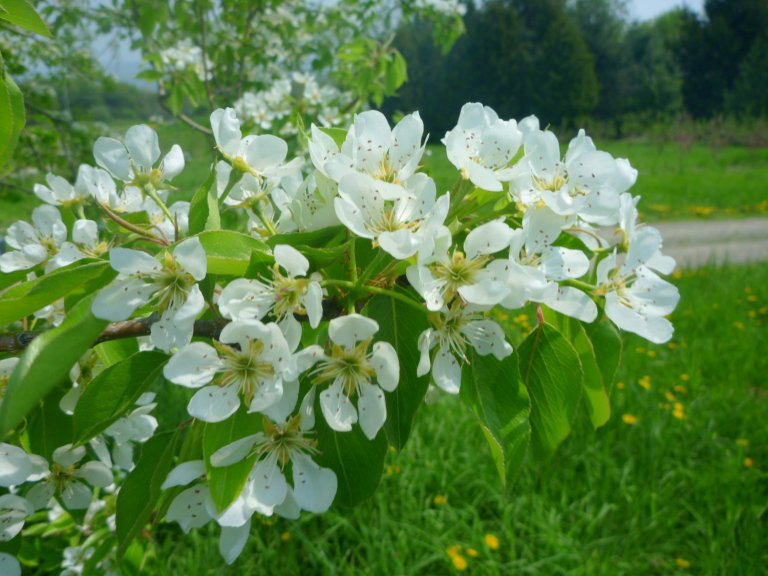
[0,100,678,570]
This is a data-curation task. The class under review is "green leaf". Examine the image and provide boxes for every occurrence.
[203,408,262,512]
[27,387,73,461]
[134,69,162,82]
[364,295,429,449]
[116,431,179,558]
[385,50,408,94]
[167,84,184,116]
[0,73,24,169]
[188,165,220,235]
[72,351,168,443]
[0,293,109,437]
[583,318,622,395]
[93,339,139,367]
[542,310,611,428]
[0,260,114,327]
[197,230,272,276]
[0,0,51,37]
[460,350,530,485]
[517,323,583,459]
[318,127,347,149]
[314,407,388,506]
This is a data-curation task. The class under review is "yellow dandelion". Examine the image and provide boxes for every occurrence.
[674,385,688,394]
[736,438,750,447]
[616,382,626,390]
[672,270,683,280]
[667,341,678,350]
[672,408,685,420]
[646,350,657,358]
[433,494,447,506]
[635,346,646,354]
[484,534,500,550]
[622,413,638,425]
[451,554,468,571]
[679,373,690,382]
[446,545,461,557]
[638,375,651,390]
[747,294,758,302]
[675,558,691,569]
[466,548,479,558]
[744,457,754,468]
[386,464,401,476]
[660,403,669,411]
[281,531,291,542]
[733,321,745,330]
[664,391,676,402]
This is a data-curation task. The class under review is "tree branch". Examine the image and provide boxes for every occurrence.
[0,316,226,354]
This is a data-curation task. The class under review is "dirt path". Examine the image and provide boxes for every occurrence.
[653,218,768,268]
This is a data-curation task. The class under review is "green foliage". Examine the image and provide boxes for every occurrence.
[0,293,108,436]
[196,230,272,276]
[202,409,262,513]
[0,0,51,37]
[72,351,168,443]
[0,260,114,327]
[116,431,180,557]
[365,295,430,449]
[517,323,583,459]
[460,350,530,486]
[0,71,24,170]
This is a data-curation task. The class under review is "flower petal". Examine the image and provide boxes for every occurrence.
[94,137,131,181]
[164,342,221,388]
[187,384,241,423]
[356,382,387,440]
[370,342,399,392]
[219,520,251,565]
[319,379,357,432]
[291,453,337,513]
[162,460,207,489]
[328,314,378,348]
[124,124,161,170]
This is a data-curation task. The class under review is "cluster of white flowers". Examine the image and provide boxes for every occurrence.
[0,100,679,570]
[234,72,352,135]
[159,39,211,81]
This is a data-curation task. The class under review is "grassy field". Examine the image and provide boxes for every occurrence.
[1,120,767,229]
[140,264,768,575]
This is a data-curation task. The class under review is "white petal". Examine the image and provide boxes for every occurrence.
[378,229,420,260]
[464,219,513,258]
[162,460,207,489]
[356,382,387,440]
[247,377,284,414]
[274,488,301,519]
[164,342,221,388]
[467,161,502,191]
[462,319,512,360]
[541,247,590,281]
[245,453,288,515]
[329,314,378,348]
[0,444,35,487]
[432,348,462,394]
[210,108,242,157]
[61,480,92,510]
[110,248,162,276]
[167,485,214,532]
[218,279,273,321]
[262,379,298,423]
[0,553,21,576]
[305,282,323,328]
[210,435,261,468]
[124,125,161,170]
[545,286,598,323]
[25,482,55,511]
[94,137,131,181]
[161,144,185,180]
[274,244,309,277]
[72,219,99,248]
[76,461,113,488]
[298,387,316,431]
[286,345,324,382]
[243,135,288,173]
[187,384,241,423]
[219,520,251,565]
[370,342,399,392]
[53,444,85,467]
[319,379,357,432]
[416,329,433,377]
[173,237,207,281]
[291,453,337,513]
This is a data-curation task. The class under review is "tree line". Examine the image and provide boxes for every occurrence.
[384,0,768,136]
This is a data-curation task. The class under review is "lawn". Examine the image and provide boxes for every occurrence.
[141,264,768,575]
[1,120,767,230]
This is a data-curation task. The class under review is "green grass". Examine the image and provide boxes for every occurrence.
[142,264,768,575]
[2,121,767,230]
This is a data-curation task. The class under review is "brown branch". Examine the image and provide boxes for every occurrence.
[0,316,226,354]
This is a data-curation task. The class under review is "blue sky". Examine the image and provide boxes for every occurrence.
[629,0,704,20]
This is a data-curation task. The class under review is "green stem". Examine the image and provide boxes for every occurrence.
[357,248,389,286]
[145,186,175,223]
[562,278,597,293]
[348,235,359,284]
[321,279,425,315]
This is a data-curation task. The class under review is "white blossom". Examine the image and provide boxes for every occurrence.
[0,205,67,273]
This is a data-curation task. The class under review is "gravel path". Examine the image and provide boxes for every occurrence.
[654,218,768,268]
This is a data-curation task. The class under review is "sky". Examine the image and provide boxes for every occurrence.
[628,0,704,21]
[98,0,707,84]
